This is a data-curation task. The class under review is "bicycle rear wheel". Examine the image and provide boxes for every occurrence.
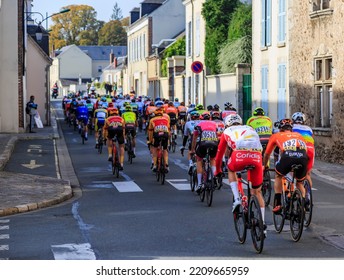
[303,179,313,227]
[127,137,133,164]
[262,169,272,206]
[233,203,247,244]
[189,167,197,192]
[290,189,304,242]
[112,149,119,178]
[199,184,205,202]
[273,193,286,233]
[249,195,264,253]
[206,167,215,207]
[98,137,103,154]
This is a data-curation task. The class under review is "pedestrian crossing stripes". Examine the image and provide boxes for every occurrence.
[166,179,190,190]
[112,181,143,192]
[0,219,9,260]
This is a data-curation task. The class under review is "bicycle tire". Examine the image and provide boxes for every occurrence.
[160,155,165,185]
[156,156,160,182]
[98,138,103,154]
[233,203,247,244]
[273,193,286,233]
[303,179,313,227]
[112,148,119,178]
[249,195,264,253]
[290,189,304,242]
[199,184,205,202]
[127,136,133,164]
[262,169,272,206]
[206,166,214,207]
[189,167,196,192]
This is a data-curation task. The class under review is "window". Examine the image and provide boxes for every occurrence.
[312,0,330,11]
[98,66,102,73]
[278,0,286,44]
[186,21,192,57]
[314,57,332,127]
[261,0,272,48]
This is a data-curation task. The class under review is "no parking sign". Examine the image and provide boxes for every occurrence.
[191,61,203,74]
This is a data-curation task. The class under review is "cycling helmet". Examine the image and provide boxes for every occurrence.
[279,118,293,130]
[108,102,114,108]
[292,112,306,124]
[86,99,91,104]
[180,102,185,106]
[253,107,265,116]
[224,114,243,127]
[224,102,232,109]
[200,111,211,120]
[207,105,213,111]
[190,111,200,120]
[108,108,118,116]
[101,97,107,102]
[155,100,164,108]
[155,97,161,102]
[211,111,221,120]
[123,101,130,106]
[189,104,196,108]
[175,98,179,102]
[213,104,220,111]
[196,104,204,111]
[125,105,132,112]
[168,101,174,106]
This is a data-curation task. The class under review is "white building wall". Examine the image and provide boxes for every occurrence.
[0,0,20,132]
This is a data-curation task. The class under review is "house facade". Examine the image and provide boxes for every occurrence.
[127,0,185,97]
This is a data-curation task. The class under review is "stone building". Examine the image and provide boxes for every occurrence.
[289,0,344,163]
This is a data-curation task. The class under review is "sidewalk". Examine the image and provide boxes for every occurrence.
[0,114,78,217]
[0,115,343,216]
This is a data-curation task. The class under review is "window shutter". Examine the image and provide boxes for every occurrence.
[278,64,286,119]
[261,0,266,47]
[261,66,269,113]
[278,0,286,43]
[266,0,272,46]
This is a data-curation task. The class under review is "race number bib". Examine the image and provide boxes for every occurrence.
[201,130,217,142]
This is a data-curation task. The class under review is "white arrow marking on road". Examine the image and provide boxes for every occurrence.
[21,160,44,169]
[51,243,96,260]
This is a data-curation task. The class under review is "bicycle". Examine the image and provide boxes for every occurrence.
[261,143,272,206]
[111,136,120,178]
[303,178,313,227]
[182,148,197,192]
[169,133,177,153]
[80,121,87,144]
[156,139,166,185]
[272,164,305,242]
[97,128,104,154]
[125,132,134,164]
[198,148,217,207]
[232,165,265,253]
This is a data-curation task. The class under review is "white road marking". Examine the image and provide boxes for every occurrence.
[166,179,190,190]
[112,181,143,192]
[51,243,96,260]
[0,226,9,230]
[21,160,44,169]
[0,245,9,251]
[0,234,9,240]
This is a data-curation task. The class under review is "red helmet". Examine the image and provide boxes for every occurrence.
[108,108,118,116]
[200,111,211,120]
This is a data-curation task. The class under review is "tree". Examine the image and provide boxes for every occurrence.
[98,20,127,46]
[111,2,123,20]
[49,5,103,49]
[202,0,240,74]
[218,3,252,73]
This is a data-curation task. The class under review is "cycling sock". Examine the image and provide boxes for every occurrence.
[229,182,240,201]
[197,173,202,186]
[211,166,216,175]
[261,207,265,223]
[189,159,193,166]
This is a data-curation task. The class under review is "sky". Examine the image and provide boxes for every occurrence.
[31,0,142,25]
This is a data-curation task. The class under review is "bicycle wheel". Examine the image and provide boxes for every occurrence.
[189,167,196,192]
[249,195,264,253]
[127,137,133,164]
[112,149,119,178]
[199,183,205,202]
[205,167,215,207]
[303,179,313,227]
[160,155,165,185]
[262,169,272,206]
[233,202,247,244]
[273,193,286,233]
[156,157,160,182]
[290,189,304,242]
[98,137,103,154]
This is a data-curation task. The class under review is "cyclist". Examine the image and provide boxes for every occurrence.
[221,102,237,120]
[180,111,200,174]
[212,104,222,115]
[174,97,180,107]
[165,101,179,144]
[93,104,108,148]
[148,107,171,173]
[291,112,314,191]
[262,118,308,213]
[246,107,273,155]
[215,114,265,221]
[76,103,89,140]
[195,104,207,115]
[177,101,188,133]
[190,111,218,193]
[130,98,139,118]
[103,108,125,170]
[122,105,138,158]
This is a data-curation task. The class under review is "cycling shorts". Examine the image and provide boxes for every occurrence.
[95,118,105,132]
[152,132,169,149]
[228,150,263,188]
[77,115,88,125]
[107,127,125,144]
[168,113,177,126]
[125,124,137,137]
[195,141,218,160]
[275,149,308,181]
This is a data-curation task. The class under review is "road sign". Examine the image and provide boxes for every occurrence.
[191,61,203,74]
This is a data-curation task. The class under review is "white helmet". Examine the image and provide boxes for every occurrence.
[292,112,306,124]
[224,114,242,127]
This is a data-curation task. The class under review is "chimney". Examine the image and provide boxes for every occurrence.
[110,50,115,64]
[113,57,118,68]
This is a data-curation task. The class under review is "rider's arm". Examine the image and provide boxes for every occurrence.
[262,134,276,167]
[215,133,227,175]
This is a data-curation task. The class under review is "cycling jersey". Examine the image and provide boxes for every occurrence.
[215,125,263,187]
[165,106,178,125]
[193,120,218,159]
[103,115,125,144]
[76,106,89,125]
[183,119,200,149]
[148,115,170,149]
[293,123,315,171]
[246,116,273,142]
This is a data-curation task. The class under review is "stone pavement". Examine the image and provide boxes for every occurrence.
[0,112,78,217]
[0,113,344,217]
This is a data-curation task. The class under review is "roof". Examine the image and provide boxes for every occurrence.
[142,0,165,4]
[78,46,127,60]
[55,45,127,60]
